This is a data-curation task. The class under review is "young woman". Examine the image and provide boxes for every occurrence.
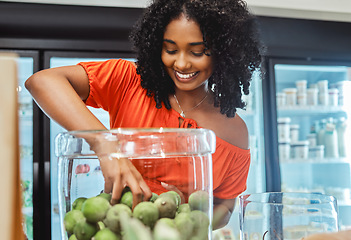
[25,0,262,229]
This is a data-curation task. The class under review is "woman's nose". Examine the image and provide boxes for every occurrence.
[174,53,191,70]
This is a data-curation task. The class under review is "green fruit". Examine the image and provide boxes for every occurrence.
[64,210,85,234]
[121,186,131,195]
[133,202,159,228]
[81,196,110,223]
[167,191,182,207]
[156,218,176,229]
[188,190,209,212]
[150,192,159,203]
[159,191,181,207]
[73,220,98,240]
[154,195,177,219]
[104,204,132,233]
[72,197,87,211]
[190,210,210,239]
[92,228,120,240]
[153,221,181,240]
[177,203,191,214]
[120,191,133,209]
[97,192,112,202]
[119,211,153,240]
[97,221,105,230]
[68,234,78,240]
[174,212,194,240]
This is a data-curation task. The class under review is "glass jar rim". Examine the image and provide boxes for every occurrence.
[55,128,216,158]
[239,192,337,205]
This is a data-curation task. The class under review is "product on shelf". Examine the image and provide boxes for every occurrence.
[308,146,325,159]
[296,80,307,94]
[307,133,317,148]
[279,141,291,161]
[276,92,286,108]
[337,117,347,158]
[290,124,300,143]
[278,117,291,142]
[307,88,319,106]
[284,88,297,106]
[291,141,309,159]
[324,122,339,158]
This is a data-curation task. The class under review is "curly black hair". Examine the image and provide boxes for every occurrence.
[129,0,263,117]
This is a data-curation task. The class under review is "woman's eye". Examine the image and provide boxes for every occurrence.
[165,49,177,54]
[192,52,204,57]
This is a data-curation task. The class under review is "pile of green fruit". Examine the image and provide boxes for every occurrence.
[64,189,211,240]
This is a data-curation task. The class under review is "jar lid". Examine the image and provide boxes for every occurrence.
[307,88,319,93]
[325,123,336,132]
[309,145,325,151]
[55,128,216,158]
[291,141,309,146]
[328,88,339,94]
[290,124,300,130]
[283,88,297,93]
[277,117,291,124]
[296,80,307,84]
[276,92,286,97]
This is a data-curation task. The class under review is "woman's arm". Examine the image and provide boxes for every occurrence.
[25,65,106,131]
[213,197,235,229]
[25,65,152,207]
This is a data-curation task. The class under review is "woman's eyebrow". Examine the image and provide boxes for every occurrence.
[163,39,205,46]
[163,39,175,44]
[189,42,205,46]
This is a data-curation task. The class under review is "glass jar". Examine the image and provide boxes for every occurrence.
[283,88,297,106]
[277,117,291,142]
[276,92,286,108]
[279,141,291,161]
[328,88,339,106]
[296,80,307,94]
[239,192,339,240]
[291,141,309,159]
[307,88,319,106]
[56,128,216,240]
[309,145,325,159]
[289,124,300,143]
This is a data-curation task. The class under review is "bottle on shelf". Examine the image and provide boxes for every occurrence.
[336,117,347,158]
[324,122,339,158]
[317,119,327,147]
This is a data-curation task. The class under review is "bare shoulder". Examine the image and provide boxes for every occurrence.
[200,110,249,150]
[130,61,137,68]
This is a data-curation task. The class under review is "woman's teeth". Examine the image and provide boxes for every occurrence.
[176,71,197,79]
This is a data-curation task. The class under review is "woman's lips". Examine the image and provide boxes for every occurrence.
[174,70,199,82]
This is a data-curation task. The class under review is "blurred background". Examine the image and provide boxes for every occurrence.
[1,0,351,239]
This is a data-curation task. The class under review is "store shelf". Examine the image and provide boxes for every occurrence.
[280,157,350,164]
[278,105,347,115]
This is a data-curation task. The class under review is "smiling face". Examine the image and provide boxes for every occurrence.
[161,14,213,92]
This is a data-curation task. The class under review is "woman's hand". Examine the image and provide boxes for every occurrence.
[160,182,185,204]
[99,155,152,208]
[90,136,152,209]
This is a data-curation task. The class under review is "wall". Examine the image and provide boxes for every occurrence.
[2,0,351,22]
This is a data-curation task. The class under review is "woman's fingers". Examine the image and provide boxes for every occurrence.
[110,178,124,205]
[98,156,152,208]
[161,182,185,204]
